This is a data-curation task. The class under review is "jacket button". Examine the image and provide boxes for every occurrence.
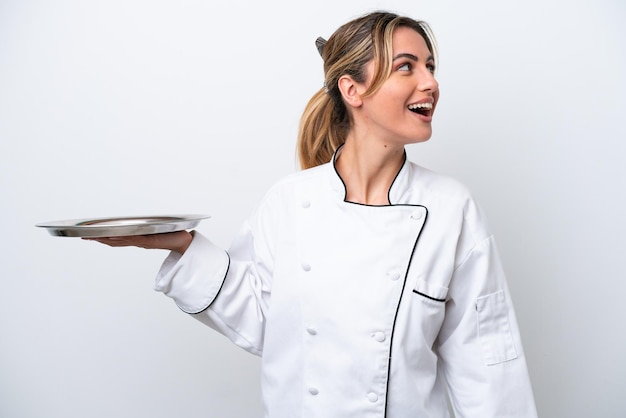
[309,387,319,396]
[410,210,423,220]
[367,392,378,403]
[371,331,386,342]
[306,327,317,335]
[301,200,311,208]
[387,271,401,281]
[301,263,311,272]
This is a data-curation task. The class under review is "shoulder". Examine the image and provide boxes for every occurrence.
[406,161,492,240]
[264,163,330,196]
[407,161,474,204]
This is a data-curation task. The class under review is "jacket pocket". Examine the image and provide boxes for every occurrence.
[412,280,448,303]
[476,290,518,365]
[409,280,448,347]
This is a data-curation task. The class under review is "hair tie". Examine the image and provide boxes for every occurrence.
[316,37,328,92]
[315,37,326,57]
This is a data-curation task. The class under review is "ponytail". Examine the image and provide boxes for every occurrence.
[297,87,348,170]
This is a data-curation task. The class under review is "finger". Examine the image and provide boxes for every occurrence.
[82,231,191,252]
[82,237,133,247]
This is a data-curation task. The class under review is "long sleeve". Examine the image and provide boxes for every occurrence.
[154,215,275,356]
[436,235,538,417]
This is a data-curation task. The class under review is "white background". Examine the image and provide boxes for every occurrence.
[1,0,624,417]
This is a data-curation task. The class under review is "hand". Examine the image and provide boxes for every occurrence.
[83,230,193,254]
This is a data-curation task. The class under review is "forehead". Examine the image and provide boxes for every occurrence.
[392,26,431,56]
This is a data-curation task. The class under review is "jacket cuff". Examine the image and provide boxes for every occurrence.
[154,232,229,314]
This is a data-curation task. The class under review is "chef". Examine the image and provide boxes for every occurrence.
[92,10,538,417]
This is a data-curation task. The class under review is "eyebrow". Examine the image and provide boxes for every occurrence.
[393,53,434,62]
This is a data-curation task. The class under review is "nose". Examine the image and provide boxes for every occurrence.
[418,68,439,94]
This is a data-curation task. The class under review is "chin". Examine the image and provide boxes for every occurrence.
[408,134,432,145]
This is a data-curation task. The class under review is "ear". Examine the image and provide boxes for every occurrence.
[337,75,364,108]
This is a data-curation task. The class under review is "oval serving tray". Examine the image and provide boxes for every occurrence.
[36,214,210,238]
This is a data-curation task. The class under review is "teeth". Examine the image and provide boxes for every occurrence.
[408,103,433,110]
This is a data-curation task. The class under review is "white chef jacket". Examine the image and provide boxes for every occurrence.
[155,151,538,417]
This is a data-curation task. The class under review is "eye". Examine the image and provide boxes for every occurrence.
[397,62,412,72]
[427,63,436,74]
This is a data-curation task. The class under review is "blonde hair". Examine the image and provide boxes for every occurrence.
[297,11,437,169]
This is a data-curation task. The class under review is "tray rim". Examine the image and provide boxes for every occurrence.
[36,214,210,238]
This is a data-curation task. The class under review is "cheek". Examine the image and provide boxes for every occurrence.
[382,87,410,112]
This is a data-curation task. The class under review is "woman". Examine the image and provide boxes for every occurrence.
[91,11,538,417]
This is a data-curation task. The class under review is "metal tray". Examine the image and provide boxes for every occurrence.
[36,214,210,238]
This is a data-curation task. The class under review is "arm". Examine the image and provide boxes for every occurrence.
[436,236,538,417]
[153,221,272,356]
[86,187,281,355]
[88,225,272,355]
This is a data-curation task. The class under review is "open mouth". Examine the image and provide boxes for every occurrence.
[408,102,433,117]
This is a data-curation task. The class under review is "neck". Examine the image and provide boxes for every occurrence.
[335,138,405,205]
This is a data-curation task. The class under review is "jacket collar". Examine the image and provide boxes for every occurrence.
[329,145,413,205]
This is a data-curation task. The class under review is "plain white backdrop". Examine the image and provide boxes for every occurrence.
[1,0,624,417]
